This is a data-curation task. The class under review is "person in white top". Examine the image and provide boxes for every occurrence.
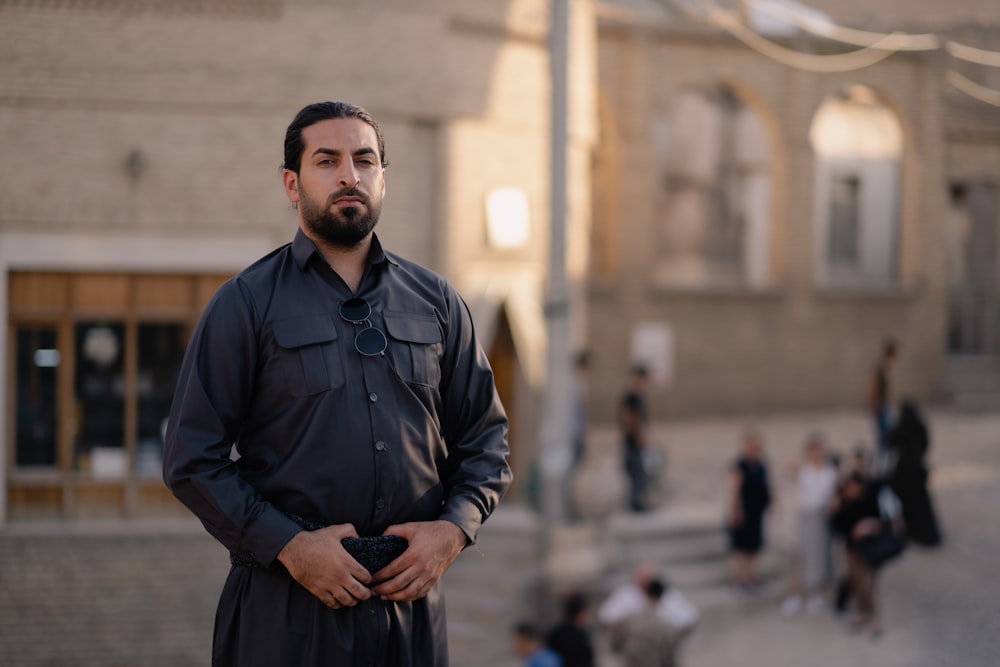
[598,562,699,653]
[781,433,840,617]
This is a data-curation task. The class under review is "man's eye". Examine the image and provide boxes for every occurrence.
[357,158,376,167]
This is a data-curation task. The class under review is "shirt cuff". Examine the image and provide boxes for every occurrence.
[240,505,306,566]
[438,499,484,547]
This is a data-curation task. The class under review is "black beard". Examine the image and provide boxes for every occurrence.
[300,188,380,248]
[306,206,379,248]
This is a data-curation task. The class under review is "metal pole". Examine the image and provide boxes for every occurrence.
[540,0,572,529]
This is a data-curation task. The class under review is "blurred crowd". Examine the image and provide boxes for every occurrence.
[512,339,943,666]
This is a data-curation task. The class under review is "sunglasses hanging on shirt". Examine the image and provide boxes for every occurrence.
[339,298,388,357]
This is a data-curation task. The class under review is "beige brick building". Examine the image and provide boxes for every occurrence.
[0,0,598,520]
[2,0,999,522]
[587,0,1000,422]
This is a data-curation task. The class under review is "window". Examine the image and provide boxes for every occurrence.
[811,85,902,288]
[828,175,860,267]
[7,272,229,518]
[15,327,59,467]
[74,322,126,477]
[136,323,186,478]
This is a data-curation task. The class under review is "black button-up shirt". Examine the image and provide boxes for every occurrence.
[163,230,511,665]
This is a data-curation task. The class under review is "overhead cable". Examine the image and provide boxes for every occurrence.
[947,70,1000,106]
[744,0,939,51]
[946,40,1000,67]
[697,0,898,72]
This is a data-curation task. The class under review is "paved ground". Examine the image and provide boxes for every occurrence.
[640,409,1000,667]
[1,407,998,666]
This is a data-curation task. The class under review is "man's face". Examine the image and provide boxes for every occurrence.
[284,117,386,248]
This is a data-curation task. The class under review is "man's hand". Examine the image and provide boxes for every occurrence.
[852,517,882,541]
[276,524,373,609]
[371,520,468,602]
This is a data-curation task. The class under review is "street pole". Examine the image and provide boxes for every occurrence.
[540,0,572,531]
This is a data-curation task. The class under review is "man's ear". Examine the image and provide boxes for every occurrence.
[282,169,300,204]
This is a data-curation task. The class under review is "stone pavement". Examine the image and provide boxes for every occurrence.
[647,409,1000,667]
[1,408,998,666]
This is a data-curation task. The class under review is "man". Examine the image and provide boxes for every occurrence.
[570,350,590,467]
[597,562,698,654]
[163,101,512,666]
[868,338,898,475]
[621,579,680,667]
[619,364,651,512]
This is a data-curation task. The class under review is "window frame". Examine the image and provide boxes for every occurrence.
[6,271,228,519]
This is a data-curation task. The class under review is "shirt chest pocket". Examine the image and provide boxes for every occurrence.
[272,315,345,397]
[383,311,443,387]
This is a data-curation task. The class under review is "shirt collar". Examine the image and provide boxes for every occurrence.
[291,227,395,271]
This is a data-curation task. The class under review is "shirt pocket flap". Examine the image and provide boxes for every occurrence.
[273,315,338,349]
[384,312,442,344]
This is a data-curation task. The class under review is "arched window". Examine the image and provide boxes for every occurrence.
[811,85,902,288]
[652,84,773,288]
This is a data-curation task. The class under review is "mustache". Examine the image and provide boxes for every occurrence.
[328,186,367,205]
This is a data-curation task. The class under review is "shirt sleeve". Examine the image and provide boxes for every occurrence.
[597,586,643,625]
[435,286,513,544]
[162,278,302,566]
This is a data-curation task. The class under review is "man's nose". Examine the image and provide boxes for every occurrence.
[338,164,361,188]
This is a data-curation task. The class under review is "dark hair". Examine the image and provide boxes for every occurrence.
[891,399,927,449]
[282,101,387,173]
[513,621,540,641]
[562,592,588,619]
[644,578,667,600]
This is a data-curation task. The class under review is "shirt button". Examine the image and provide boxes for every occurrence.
[375,499,386,510]
[375,441,386,451]
[369,392,378,402]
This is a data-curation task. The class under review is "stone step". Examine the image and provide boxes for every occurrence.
[939,355,1000,412]
[951,391,1000,413]
[609,528,727,565]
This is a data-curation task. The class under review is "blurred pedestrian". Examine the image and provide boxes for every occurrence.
[598,562,699,655]
[727,429,772,590]
[545,591,595,667]
[621,578,680,667]
[832,449,865,615]
[571,351,591,467]
[888,401,943,546]
[781,433,839,617]
[847,442,872,478]
[619,364,651,512]
[867,338,899,475]
[513,622,563,667]
[829,472,894,638]
[567,351,591,521]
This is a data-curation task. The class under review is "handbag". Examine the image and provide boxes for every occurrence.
[856,524,905,568]
[856,483,906,568]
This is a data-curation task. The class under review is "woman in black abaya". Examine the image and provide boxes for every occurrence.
[888,401,943,547]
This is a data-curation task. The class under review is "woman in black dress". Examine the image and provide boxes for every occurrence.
[888,401,943,546]
[727,430,772,589]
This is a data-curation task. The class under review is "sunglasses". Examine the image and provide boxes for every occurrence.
[339,298,388,356]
